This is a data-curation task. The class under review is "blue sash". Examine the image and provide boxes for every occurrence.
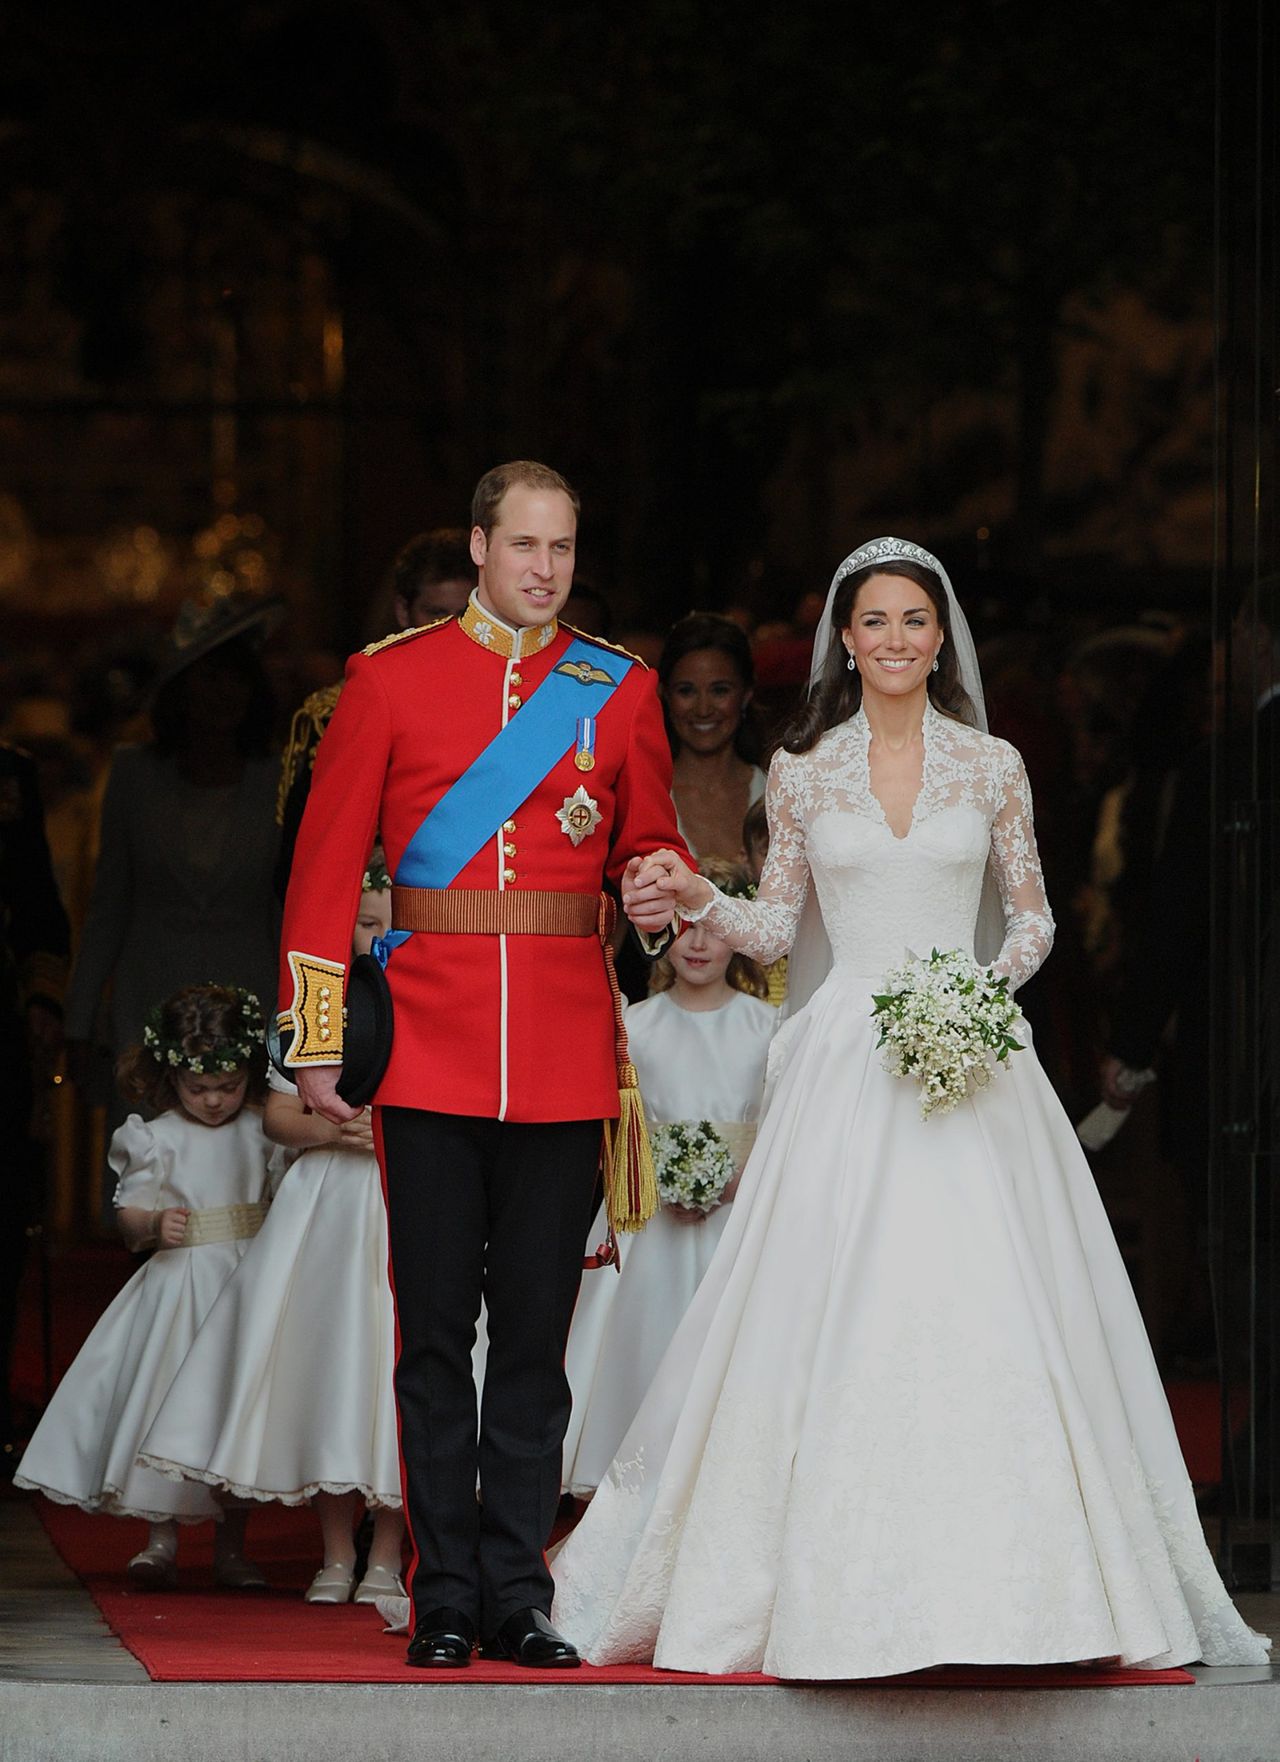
[374,636,631,962]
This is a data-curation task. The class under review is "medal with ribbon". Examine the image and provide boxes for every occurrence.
[574,715,597,772]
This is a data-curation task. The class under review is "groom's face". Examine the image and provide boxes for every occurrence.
[471,486,576,629]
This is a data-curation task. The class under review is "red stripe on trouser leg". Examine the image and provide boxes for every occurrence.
[372,1105,420,1631]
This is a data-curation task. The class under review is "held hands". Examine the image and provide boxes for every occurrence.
[621,849,711,932]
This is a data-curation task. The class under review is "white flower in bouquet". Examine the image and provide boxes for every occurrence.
[870,949,1024,1120]
[651,1120,738,1214]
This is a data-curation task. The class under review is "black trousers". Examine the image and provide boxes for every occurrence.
[377,1108,601,1633]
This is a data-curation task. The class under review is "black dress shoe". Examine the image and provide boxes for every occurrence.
[481,1606,581,1668]
[406,1606,477,1668]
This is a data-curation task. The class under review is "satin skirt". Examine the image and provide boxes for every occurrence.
[16,1242,246,1522]
[551,968,1270,1678]
[140,1150,407,1507]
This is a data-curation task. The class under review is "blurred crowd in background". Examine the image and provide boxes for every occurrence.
[0,527,1231,1422]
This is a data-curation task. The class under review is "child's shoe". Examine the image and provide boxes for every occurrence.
[353,1563,405,1605]
[212,1552,268,1589]
[305,1563,357,1604]
[127,1542,178,1590]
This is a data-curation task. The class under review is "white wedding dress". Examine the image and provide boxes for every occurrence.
[551,703,1269,1678]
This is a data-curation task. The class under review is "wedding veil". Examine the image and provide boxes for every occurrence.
[785,536,1004,1013]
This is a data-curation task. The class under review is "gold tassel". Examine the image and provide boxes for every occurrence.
[604,1062,658,1233]
[597,896,659,1236]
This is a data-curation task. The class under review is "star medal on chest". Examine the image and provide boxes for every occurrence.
[557,784,603,847]
[574,715,597,772]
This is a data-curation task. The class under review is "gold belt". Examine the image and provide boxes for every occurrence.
[391,886,600,938]
[181,1201,269,1247]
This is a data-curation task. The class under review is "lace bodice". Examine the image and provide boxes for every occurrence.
[704,703,1053,991]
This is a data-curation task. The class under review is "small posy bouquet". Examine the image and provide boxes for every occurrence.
[871,949,1023,1120]
[651,1120,738,1214]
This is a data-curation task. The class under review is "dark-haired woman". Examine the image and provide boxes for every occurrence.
[659,614,765,863]
[64,600,282,1116]
[553,539,1268,1679]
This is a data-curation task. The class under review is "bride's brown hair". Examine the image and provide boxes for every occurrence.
[780,560,975,756]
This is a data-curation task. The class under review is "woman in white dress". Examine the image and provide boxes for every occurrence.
[562,861,776,1497]
[551,537,1270,1679]
[140,867,412,1605]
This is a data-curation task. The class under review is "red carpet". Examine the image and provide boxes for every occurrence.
[10,1242,135,1411]
[35,1499,1193,1687]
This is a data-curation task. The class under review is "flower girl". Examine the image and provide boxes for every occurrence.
[15,985,273,1589]
[561,859,775,1496]
[139,859,407,1605]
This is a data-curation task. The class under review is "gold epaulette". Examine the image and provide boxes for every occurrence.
[360,615,453,659]
[281,951,346,1065]
[277,682,344,823]
[563,624,650,670]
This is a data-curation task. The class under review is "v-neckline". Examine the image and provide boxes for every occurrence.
[858,704,931,842]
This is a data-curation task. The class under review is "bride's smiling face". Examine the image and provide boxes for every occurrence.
[842,572,943,699]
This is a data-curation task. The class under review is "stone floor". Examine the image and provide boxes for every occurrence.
[0,1495,145,1685]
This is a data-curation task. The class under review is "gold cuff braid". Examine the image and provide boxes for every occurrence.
[282,950,346,1065]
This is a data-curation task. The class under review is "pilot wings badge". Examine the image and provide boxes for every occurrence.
[554,658,617,687]
[556,784,603,847]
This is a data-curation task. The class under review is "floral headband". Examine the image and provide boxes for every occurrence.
[717,875,757,901]
[142,988,264,1075]
[362,854,392,893]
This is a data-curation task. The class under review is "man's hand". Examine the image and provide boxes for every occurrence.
[622,850,713,930]
[621,855,679,933]
[296,1065,361,1125]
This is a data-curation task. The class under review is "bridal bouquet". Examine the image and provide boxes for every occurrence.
[871,949,1023,1120]
[651,1120,737,1214]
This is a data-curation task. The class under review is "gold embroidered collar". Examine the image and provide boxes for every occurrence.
[460,592,560,660]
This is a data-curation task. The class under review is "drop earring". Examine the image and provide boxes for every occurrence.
[846,654,857,672]
[932,657,940,673]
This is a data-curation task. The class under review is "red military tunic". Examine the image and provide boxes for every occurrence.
[279,599,687,1122]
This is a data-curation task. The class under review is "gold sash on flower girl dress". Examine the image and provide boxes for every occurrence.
[179,1201,269,1247]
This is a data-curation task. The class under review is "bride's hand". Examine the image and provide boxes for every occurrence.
[623,849,712,926]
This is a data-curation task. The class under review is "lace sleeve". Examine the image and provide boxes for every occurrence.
[703,756,811,964]
[989,745,1055,991]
